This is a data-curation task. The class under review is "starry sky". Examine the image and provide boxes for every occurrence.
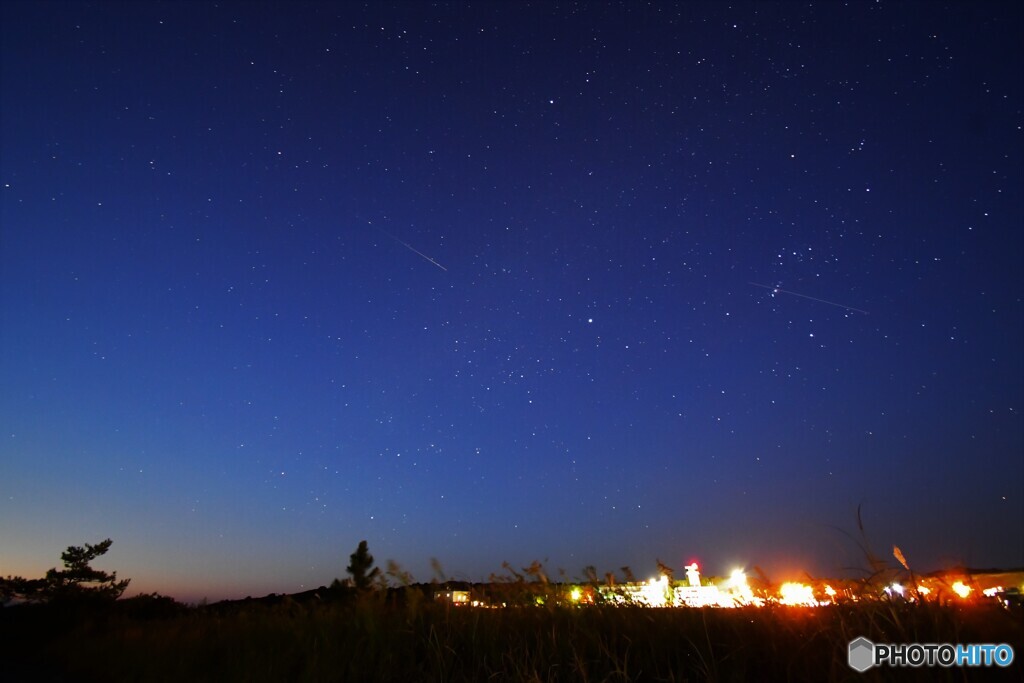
[2,1,1022,602]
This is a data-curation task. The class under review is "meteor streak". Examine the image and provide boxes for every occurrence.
[375,227,448,272]
[749,282,868,315]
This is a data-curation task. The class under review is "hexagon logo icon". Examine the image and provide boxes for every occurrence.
[848,637,875,672]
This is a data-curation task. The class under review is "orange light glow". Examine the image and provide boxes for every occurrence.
[778,582,817,606]
[952,581,972,599]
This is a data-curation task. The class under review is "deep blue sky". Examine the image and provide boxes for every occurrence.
[2,1,1021,602]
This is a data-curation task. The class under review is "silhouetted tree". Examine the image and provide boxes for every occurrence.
[0,538,129,604]
[346,540,380,590]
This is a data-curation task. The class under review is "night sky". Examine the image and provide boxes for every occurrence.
[2,1,1022,602]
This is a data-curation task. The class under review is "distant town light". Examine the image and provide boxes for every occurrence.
[779,582,817,606]
[685,563,701,587]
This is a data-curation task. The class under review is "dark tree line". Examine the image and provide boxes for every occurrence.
[2,537,385,606]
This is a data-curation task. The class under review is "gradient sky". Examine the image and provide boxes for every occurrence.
[2,1,1022,602]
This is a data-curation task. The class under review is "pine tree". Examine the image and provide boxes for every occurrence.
[0,538,129,604]
[346,540,380,591]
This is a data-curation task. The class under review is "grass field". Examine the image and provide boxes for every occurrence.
[2,587,1021,682]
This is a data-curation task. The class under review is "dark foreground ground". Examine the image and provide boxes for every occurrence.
[1,591,1022,682]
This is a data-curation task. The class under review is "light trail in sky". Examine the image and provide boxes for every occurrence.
[749,282,868,315]
[375,226,448,272]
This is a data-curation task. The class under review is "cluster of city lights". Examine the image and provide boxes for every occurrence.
[561,564,1015,609]
[438,564,1021,609]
